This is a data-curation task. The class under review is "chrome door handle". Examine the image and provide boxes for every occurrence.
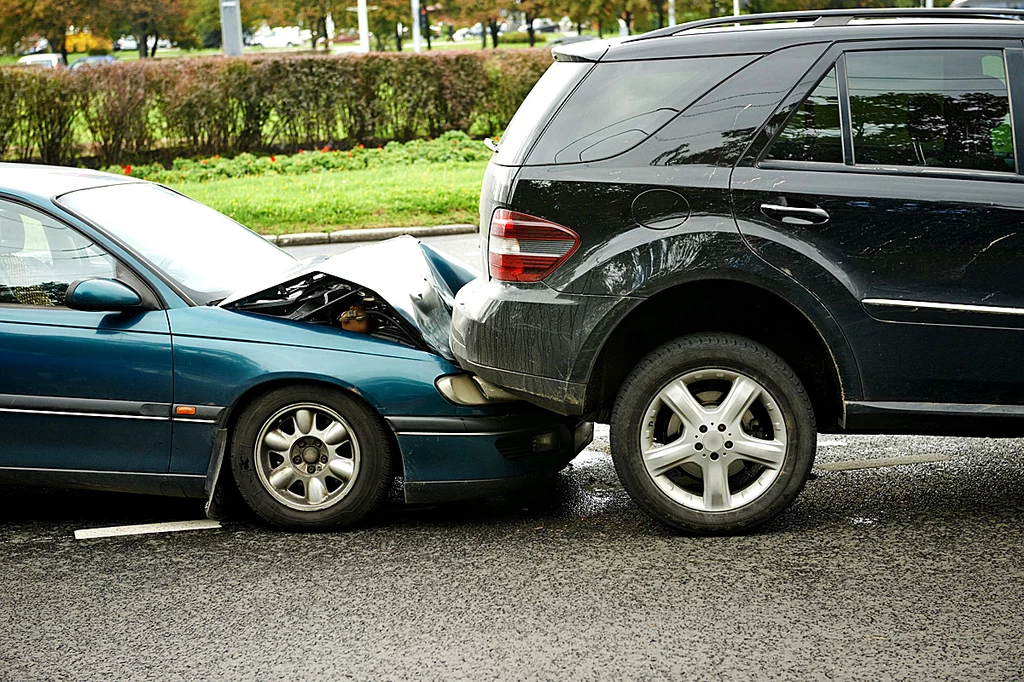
[760,203,830,225]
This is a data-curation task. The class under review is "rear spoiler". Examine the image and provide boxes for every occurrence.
[552,41,609,63]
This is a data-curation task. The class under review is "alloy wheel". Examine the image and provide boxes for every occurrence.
[255,403,361,512]
[640,369,787,512]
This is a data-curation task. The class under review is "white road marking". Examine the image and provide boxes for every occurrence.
[74,519,221,540]
[815,453,950,472]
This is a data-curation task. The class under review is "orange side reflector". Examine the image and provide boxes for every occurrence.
[175,406,197,416]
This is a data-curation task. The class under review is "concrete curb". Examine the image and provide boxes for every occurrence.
[265,224,477,247]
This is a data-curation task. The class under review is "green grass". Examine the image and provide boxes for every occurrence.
[166,161,487,235]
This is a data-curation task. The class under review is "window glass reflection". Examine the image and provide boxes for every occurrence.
[528,56,753,165]
[766,66,843,164]
[847,49,1014,173]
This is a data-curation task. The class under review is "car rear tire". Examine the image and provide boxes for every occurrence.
[230,386,393,530]
[610,333,815,535]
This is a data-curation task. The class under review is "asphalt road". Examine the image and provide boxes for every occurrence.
[2,235,1022,681]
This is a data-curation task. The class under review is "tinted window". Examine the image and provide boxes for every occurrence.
[494,61,591,166]
[766,67,843,164]
[527,55,754,165]
[847,49,1015,173]
[0,200,117,307]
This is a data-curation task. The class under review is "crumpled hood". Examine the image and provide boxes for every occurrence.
[220,236,478,359]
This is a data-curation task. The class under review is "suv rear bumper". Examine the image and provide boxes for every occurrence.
[451,278,626,415]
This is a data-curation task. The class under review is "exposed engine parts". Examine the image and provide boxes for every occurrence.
[225,272,424,350]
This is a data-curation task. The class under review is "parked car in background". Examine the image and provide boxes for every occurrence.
[114,35,137,51]
[0,165,592,530]
[453,8,1024,535]
[250,26,310,48]
[519,18,559,33]
[69,55,118,71]
[15,53,65,69]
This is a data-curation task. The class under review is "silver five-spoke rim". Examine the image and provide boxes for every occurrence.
[640,369,787,513]
[255,403,360,512]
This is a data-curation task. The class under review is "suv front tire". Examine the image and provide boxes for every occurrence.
[610,334,816,534]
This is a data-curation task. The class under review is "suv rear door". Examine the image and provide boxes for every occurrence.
[732,39,1024,406]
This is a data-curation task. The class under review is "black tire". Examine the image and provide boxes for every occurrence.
[230,385,393,531]
[610,333,816,535]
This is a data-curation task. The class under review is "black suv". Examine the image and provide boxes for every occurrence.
[451,9,1024,533]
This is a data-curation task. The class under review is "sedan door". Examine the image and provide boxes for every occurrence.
[732,42,1024,405]
[0,198,173,473]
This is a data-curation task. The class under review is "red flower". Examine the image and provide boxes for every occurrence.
[321,145,330,153]
[357,144,365,149]
[347,151,353,157]
[124,165,132,175]
[298,149,305,154]
[270,155,276,162]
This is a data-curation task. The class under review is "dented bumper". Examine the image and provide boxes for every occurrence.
[451,278,627,416]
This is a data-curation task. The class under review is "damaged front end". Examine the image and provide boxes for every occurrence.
[220,237,477,362]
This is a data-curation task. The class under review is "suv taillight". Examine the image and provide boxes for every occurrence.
[488,209,580,282]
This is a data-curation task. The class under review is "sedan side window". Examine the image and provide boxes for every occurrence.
[0,200,117,307]
[765,66,843,164]
[847,49,1015,173]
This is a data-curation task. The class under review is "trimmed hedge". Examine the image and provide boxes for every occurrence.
[0,49,553,167]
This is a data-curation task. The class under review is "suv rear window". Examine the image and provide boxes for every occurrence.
[848,49,1015,173]
[525,55,754,165]
[494,61,592,166]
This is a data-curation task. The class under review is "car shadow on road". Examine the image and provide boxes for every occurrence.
[3,450,1023,539]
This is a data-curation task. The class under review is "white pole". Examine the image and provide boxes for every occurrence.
[219,0,244,56]
[357,0,370,52]
[668,0,676,26]
[733,0,740,17]
[411,0,422,52]
[925,0,934,7]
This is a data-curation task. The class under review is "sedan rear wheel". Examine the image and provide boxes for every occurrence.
[611,334,816,535]
[231,386,392,530]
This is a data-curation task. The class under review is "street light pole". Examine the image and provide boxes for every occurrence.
[668,0,675,26]
[411,0,422,52]
[357,0,370,52]
[733,0,740,17]
[220,0,244,56]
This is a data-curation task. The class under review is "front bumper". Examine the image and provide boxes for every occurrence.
[386,412,593,504]
[451,278,626,415]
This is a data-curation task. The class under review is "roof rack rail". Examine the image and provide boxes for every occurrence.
[629,7,1024,42]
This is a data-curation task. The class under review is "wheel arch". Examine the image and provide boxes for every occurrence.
[576,277,860,431]
[215,376,403,499]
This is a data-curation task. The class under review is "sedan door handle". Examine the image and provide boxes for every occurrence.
[760,202,830,226]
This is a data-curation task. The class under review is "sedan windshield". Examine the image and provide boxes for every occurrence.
[58,183,296,304]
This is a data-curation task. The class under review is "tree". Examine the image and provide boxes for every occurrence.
[456,0,505,47]
[187,0,284,48]
[516,0,548,46]
[285,0,339,50]
[0,0,95,58]
[95,0,191,58]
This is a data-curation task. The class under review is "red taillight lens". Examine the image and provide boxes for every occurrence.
[488,209,580,282]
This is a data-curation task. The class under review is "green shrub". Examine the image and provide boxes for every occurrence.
[79,63,154,165]
[103,130,491,183]
[2,48,553,166]
[19,70,86,165]
[0,69,24,159]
